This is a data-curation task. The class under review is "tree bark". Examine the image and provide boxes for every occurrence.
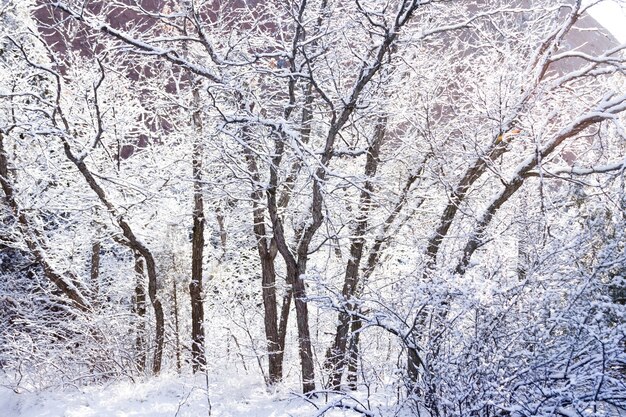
[266,134,317,394]
[455,114,604,275]
[90,241,100,294]
[293,258,316,394]
[134,253,147,372]
[172,278,182,374]
[181,11,207,372]
[346,316,361,390]
[190,85,207,372]
[423,139,512,274]
[326,118,385,390]
[245,145,285,385]
[260,242,282,384]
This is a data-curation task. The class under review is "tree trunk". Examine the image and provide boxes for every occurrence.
[146,256,165,375]
[215,207,227,259]
[190,85,207,373]
[244,139,286,385]
[173,279,182,374]
[293,259,316,394]
[0,132,91,311]
[189,197,206,372]
[326,119,385,390]
[266,150,317,393]
[134,253,147,372]
[90,241,100,294]
[407,346,421,388]
[346,316,361,390]
[60,139,164,374]
[260,243,282,384]
[277,287,292,370]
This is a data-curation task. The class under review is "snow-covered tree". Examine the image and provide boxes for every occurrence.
[1,0,625,415]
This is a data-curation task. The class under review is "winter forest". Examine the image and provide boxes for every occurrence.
[1,0,625,416]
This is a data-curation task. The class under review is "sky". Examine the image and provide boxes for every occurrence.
[586,0,626,43]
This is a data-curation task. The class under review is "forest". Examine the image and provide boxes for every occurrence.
[1,1,625,416]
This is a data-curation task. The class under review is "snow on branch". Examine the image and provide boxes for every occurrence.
[51,2,222,83]
[526,158,626,178]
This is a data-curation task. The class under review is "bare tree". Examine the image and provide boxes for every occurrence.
[2,1,626,414]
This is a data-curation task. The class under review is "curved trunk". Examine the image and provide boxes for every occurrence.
[0,132,91,311]
[61,138,165,374]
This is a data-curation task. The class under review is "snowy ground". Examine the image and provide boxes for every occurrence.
[0,373,404,417]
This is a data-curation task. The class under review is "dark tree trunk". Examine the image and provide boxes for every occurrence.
[146,256,165,375]
[326,119,385,390]
[260,243,282,384]
[0,131,7,180]
[245,141,287,386]
[277,288,292,369]
[293,259,316,394]
[189,204,206,371]
[407,346,422,387]
[190,86,207,373]
[270,2,418,391]
[346,316,361,390]
[90,241,100,294]
[266,137,317,393]
[172,279,182,373]
[134,253,147,372]
[454,115,603,275]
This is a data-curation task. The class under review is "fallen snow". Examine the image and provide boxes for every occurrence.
[0,373,399,417]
